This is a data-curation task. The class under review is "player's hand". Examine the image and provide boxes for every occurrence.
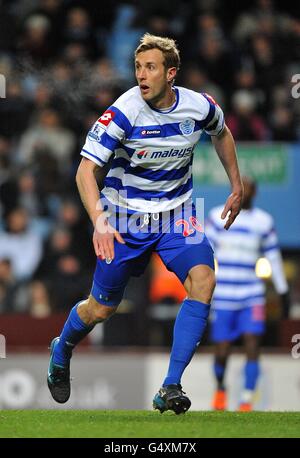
[93,212,125,261]
[221,190,243,230]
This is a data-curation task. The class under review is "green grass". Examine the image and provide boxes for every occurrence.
[0,411,300,438]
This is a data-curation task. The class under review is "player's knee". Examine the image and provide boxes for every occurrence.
[216,341,231,361]
[244,333,260,359]
[82,296,118,324]
[185,265,216,303]
[93,305,117,323]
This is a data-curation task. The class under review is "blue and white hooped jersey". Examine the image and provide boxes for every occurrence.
[80,86,224,213]
[206,206,288,310]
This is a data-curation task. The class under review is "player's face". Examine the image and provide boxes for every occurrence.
[135,49,176,107]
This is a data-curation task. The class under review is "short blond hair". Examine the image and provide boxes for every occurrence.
[135,33,180,71]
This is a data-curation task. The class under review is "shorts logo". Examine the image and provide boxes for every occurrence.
[179,119,195,135]
[252,305,265,321]
[98,110,115,127]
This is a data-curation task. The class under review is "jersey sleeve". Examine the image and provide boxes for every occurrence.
[80,106,132,166]
[201,93,225,136]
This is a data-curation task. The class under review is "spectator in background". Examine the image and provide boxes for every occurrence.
[56,199,94,264]
[17,170,48,219]
[30,83,55,112]
[47,253,90,312]
[234,68,266,114]
[35,226,74,280]
[226,90,269,141]
[0,259,29,313]
[0,208,43,282]
[146,12,174,39]
[189,13,238,93]
[91,57,125,91]
[270,72,300,138]
[270,105,298,141]
[183,64,225,108]
[288,19,300,62]
[87,86,121,120]
[62,7,98,59]
[17,14,54,64]
[18,108,76,174]
[61,42,90,79]
[233,0,292,45]
[28,0,66,50]
[249,34,283,104]
[0,80,32,139]
[29,279,51,317]
[0,1,17,53]
[34,225,90,312]
[0,137,16,219]
[107,3,145,84]
[0,166,50,234]
[50,60,72,93]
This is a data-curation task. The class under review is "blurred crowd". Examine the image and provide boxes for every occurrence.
[0,0,299,316]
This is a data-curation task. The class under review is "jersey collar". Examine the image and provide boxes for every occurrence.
[147,87,179,114]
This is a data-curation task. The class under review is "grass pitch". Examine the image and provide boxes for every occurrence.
[0,410,299,438]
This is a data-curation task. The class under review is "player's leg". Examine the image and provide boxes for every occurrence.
[163,263,215,385]
[51,294,119,366]
[238,305,265,411]
[239,333,261,411]
[47,295,119,403]
[47,237,132,403]
[212,341,231,410]
[153,222,215,414]
[210,309,238,410]
[47,203,156,404]
[214,341,231,391]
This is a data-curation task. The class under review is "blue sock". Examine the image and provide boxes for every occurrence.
[214,361,226,388]
[53,302,94,366]
[163,299,210,386]
[244,360,260,390]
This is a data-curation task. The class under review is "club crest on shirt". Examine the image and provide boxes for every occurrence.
[179,119,195,135]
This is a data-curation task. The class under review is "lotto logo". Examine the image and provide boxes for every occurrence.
[98,110,115,127]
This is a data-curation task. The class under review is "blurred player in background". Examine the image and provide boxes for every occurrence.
[207,176,290,411]
[47,33,243,414]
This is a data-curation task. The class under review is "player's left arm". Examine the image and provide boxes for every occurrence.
[211,125,244,230]
[262,223,290,318]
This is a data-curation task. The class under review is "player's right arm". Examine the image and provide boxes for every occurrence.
[77,104,132,260]
[76,157,125,261]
